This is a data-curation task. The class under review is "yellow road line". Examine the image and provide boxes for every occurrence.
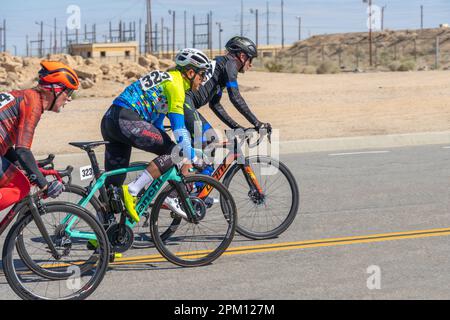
[110,227,450,266]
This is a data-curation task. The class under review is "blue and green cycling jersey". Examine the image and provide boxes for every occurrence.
[113,70,195,160]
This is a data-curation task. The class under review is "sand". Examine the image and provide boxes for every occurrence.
[33,70,450,155]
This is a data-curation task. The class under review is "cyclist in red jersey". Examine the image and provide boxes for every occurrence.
[0,61,79,210]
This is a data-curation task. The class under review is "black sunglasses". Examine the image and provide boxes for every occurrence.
[65,88,75,99]
[196,70,207,79]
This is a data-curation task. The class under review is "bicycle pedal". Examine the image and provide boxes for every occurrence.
[87,239,98,250]
[109,253,123,262]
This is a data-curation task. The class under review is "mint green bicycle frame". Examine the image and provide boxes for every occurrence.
[61,165,193,240]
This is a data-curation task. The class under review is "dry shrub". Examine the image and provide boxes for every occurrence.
[317,61,340,74]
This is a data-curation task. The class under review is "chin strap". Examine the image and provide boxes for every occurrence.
[184,69,197,89]
[233,53,250,73]
[48,85,66,111]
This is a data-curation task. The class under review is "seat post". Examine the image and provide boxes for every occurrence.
[86,148,102,179]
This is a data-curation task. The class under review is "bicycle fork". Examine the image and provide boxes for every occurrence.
[241,164,266,204]
[170,181,199,223]
[27,197,62,260]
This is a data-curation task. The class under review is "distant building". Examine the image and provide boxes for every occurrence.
[68,42,139,61]
[440,24,449,29]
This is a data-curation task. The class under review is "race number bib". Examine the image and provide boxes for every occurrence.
[80,165,94,181]
[0,93,14,109]
[202,60,216,85]
[140,71,172,91]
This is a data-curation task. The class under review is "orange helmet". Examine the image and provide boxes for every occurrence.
[38,61,79,90]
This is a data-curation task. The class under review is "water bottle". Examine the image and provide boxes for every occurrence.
[196,165,214,190]
[200,165,214,177]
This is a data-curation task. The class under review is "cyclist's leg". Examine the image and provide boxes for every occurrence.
[115,107,176,221]
[197,112,218,170]
[0,157,30,211]
[184,98,218,172]
[101,105,133,187]
[184,97,218,147]
[183,98,203,148]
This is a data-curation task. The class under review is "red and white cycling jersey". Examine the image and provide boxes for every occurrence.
[0,89,44,156]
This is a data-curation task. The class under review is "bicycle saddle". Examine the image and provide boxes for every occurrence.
[69,141,110,151]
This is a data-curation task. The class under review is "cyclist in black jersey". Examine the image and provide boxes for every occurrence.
[183,36,272,160]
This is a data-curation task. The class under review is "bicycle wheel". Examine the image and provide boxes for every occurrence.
[2,202,110,300]
[16,185,104,277]
[150,174,237,267]
[223,156,299,240]
[127,162,181,249]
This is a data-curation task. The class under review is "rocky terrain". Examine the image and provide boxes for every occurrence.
[0,52,176,98]
[266,28,450,73]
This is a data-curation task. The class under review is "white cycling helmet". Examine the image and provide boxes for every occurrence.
[175,48,211,71]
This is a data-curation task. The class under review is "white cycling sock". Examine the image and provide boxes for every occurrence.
[128,170,154,196]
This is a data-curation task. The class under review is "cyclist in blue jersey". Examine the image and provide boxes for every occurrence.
[101,48,211,222]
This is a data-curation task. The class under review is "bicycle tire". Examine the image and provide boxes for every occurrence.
[2,202,110,300]
[16,185,104,278]
[150,174,237,267]
[222,156,299,240]
[128,162,181,249]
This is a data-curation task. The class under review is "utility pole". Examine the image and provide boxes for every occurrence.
[435,36,440,69]
[26,35,29,57]
[241,0,244,36]
[154,23,158,53]
[184,10,187,48]
[146,0,153,53]
[363,0,373,66]
[40,21,44,57]
[165,27,169,55]
[139,19,142,54]
[250,9,259,48]
[161,17,164,57]
[420,5,424,30]
[281,0,285,48]
[169,10,175,56]
[54,18,57,54]
[0,20,4,52]
[3,20,6,53]
[208,11,213,57]
[266,2,270,45]
[369,0,373,66]
[381,5,386,31]
[256,9,259,48]
[216,22,223,55]
[296,16,302,41]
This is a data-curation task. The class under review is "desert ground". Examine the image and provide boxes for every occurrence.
[33,70,450,155]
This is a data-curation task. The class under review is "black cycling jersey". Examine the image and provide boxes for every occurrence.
[186,55,261,129]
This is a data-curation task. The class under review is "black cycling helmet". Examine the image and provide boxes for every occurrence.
[225,36,258,59]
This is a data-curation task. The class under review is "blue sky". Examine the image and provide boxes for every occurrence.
[2,0,450,55]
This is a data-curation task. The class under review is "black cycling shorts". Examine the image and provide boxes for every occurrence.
[101,105,176,186]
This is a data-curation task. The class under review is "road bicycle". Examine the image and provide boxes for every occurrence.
[130,128,299,243]
[1,185,110,300]
[32,141,238,267]
[217,129,299,239]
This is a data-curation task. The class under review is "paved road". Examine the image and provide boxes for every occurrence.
[1,144,449,299]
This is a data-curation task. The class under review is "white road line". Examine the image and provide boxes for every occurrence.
[329,151,391,156]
